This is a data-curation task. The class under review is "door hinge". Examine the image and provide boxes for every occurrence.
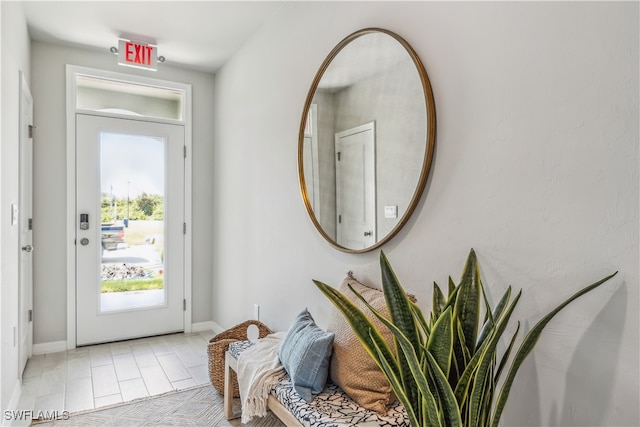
[337,152,341,161]
[184,146,187,158]
[28,125,35,139]
[183,299,187,311]
[338,214,342,224]
[28,309,33,322]
[183,223,187,234]
[28,218,33,230]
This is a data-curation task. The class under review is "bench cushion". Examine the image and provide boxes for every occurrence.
[229,340,409,427]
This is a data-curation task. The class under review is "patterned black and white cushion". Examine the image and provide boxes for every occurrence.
[228,340,409,427]
[229,340,254,358]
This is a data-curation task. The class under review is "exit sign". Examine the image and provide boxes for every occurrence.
[118,40,158,71]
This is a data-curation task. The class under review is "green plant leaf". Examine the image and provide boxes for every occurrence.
[480,360,495,427]
[427,306,453,376]
[476,286,512,349]
[312,280,399,380]
[455,249,482,357]
[448,276,456,297]
[348,284,424,410]
[468,288,521,427]
[490,271,618,427]
[454,288,520,406]
[495,321,520,385]
[410,299,430,342]
[380,252,421,348]
[426,351,463,427]
[367,312,444,427]
[380,251,421,407]
[445,277,461,312]
[433,282,446,320]
[370,333,422,427]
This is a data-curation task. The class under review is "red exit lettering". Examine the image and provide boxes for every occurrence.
[124,42,154,66]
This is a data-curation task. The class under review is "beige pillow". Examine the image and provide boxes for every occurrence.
[328,273,397,415]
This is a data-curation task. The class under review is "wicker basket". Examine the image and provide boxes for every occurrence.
[207,320,272,397]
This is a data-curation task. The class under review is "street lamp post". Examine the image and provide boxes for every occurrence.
[126,181,130,227]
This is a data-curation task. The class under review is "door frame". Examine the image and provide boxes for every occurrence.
[65,65,193,349]
[18,70,33,376]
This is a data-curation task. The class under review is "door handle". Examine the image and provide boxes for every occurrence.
[22,244,33,252]
[364,231,372,237]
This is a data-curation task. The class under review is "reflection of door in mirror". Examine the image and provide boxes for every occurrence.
[302,104,320,213]
[335,122,376,249]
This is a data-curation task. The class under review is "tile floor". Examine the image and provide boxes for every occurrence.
[16,330,216,421]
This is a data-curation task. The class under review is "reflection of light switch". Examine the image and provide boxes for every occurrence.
[11,204,19,225]
[384,205,398,219]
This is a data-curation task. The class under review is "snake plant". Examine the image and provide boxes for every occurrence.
[313,249,616,427]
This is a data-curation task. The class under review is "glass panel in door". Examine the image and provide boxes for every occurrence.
[100,132,165,312]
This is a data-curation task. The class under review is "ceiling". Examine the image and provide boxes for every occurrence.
[22,1,288,73]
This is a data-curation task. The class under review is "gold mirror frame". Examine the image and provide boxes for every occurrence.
[298,28,436,254]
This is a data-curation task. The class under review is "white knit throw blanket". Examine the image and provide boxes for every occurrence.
[237,332,286,423]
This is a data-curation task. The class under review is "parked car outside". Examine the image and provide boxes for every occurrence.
[101,223,125,251]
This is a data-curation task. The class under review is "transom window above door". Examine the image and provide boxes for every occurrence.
[75,74,185,121]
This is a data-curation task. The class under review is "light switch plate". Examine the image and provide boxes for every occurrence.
[384,205,398,219]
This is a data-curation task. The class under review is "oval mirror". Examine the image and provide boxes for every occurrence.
[298,28,436,253]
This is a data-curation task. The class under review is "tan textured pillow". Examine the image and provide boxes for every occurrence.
[328,273,396,415]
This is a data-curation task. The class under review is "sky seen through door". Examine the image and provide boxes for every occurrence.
[100,132,165,198]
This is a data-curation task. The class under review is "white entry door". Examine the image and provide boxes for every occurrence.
[19,72,34,376]
[335,122,376,249]
[76,114,185,346]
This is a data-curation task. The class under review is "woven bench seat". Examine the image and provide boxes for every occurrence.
[227,340,409,427]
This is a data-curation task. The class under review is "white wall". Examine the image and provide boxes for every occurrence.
[212,2,638,426]
[0,0,30,413]
[30,41,215,345]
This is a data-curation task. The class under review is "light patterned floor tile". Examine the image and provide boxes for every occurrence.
[94,393,122,408]
[149,337,173,356]
[110,341,132,355]
[119,377,149,401]
[89,347,113,367]
[65,377,94,412]
[34,392,64,412]
[19,331,217,416]
[113,352,141,381]
[66,354,91,380]
[174,343,207,368]
[131,342,160,368]
[42,351,67,370]
[92,364,120,398]
[188,364,210,385]
[157,353,190,382]
[38,367,66,396]
[23,354,45,378]
[140,365,173,395]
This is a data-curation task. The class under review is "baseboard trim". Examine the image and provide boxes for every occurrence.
[33,341,68,355]
[191,321,215,333]
[210,321,224,335]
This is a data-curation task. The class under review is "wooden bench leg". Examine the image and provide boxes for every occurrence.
[224,350,303,426]
[224,352,239,420]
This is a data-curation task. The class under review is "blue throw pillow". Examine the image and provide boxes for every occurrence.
[278,308,334,402]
